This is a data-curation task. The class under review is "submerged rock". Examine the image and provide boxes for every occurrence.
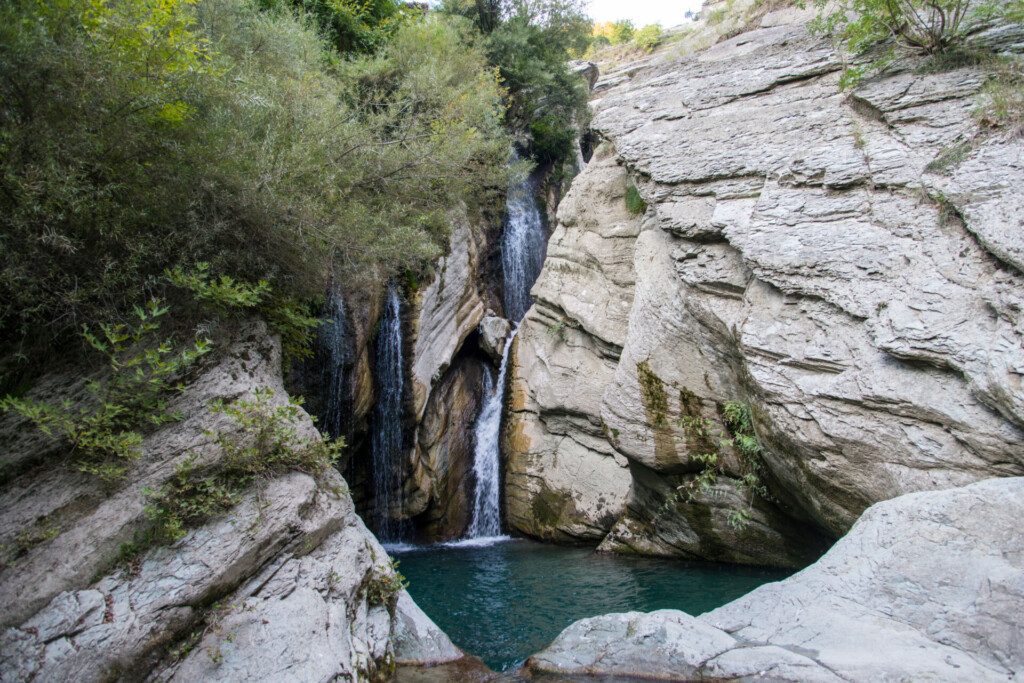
[529,477,1024,681]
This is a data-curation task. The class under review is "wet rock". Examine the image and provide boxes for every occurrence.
[478,314,511,362]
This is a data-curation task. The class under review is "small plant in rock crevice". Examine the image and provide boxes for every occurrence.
[116,387,343,559]
[625,183,648,216]
[660,399,772,530]
[364,559,409,607]
[0,300,210,484]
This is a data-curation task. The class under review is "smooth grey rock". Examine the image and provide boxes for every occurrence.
[504,144,637,542]
[0,324,457,681]
[511,13,1024,562]
[393,591,463,666]
[531,477,1024,681]
[478,314,511,362]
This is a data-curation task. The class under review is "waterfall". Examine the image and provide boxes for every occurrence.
[315,291,350,440]
[370,284,406,542]
[466,330,516,540]
[501,167,547,323]
[459,157,548,542]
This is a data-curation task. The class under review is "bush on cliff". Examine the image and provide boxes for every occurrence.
[439,0,591,164]
[805,0,1024,87]
[0,0,509,375]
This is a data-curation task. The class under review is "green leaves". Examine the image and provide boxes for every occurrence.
[805,0,1018,88]
[142,386,344,546]
[0,300,210,484]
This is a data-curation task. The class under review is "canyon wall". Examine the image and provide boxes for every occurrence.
[506,12,1024,565]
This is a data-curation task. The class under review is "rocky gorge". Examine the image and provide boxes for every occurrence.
[2,0,1023,680]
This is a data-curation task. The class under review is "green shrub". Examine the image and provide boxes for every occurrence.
[625,184,647,215]
[439,0,591,165]
[530,114,577,163]
[633,24,664,52]
[143,387,344,545]
[659,399,772,529]
[804,0,1022,88]
[260,0,412,54]
[167,263,321,360]
[365,559,409,606]
[0,0,509,363]
[0,301,210,484]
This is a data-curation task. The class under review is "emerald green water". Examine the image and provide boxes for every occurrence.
[392,539,791,672]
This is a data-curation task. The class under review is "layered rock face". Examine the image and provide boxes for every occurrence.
[0,323,460,681]
[528,476,1024,681]
[507,15,1024,563]
[504,143,637,543]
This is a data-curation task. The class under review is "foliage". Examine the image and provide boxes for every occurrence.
[365,559,409,605]
[804,0,1021,88]
[438,0,591,164]
[530,114,578,163]
[625,184,647,215]
[261,0,412,54]
[0,0,510,365]
[142,387,344,545]
[593,20,634,44]
[633,24,664,52]
[663,400,771,529]
[0,301,210,484]
[167,263,321,360]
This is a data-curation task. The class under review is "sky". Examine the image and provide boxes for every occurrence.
[587,0,702,26]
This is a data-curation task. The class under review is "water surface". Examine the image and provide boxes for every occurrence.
[394,539,791,671]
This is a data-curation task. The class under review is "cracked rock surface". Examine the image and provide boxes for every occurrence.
[0,323,460,681]
[528,477,1024,681]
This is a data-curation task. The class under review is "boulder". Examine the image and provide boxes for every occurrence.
[0,323,459,680]
[477,314,511,362]
[508,13,1024,563]
[569,60,599,91]
[529,477,1024,681]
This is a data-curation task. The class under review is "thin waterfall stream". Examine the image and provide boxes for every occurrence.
[461,164,546,542]
[373,161,791,673]
[466,328,517,541]
[370,283,406,542]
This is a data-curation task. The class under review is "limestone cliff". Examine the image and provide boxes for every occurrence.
[506,11,1024,565]
[0,323,461,681]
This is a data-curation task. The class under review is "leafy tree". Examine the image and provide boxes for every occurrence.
[260,0,413,54]
[439,0,591,163]
[633,24,663,51]
[593,19,635,44]
[0,0,509,370]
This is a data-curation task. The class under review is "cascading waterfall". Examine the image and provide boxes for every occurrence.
[463,160,548,541]
[467,331,516,539]
[501,166,547,323]
[370,284,406,542]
